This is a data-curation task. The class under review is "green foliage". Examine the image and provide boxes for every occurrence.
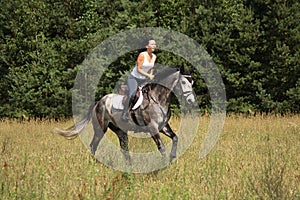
[0,0,299,118]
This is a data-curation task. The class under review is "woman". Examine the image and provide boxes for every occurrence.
[122,38,157,121]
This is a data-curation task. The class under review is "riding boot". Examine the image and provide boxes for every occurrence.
[121,97,134,121]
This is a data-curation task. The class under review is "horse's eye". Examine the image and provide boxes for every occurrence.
[182,81,186,84]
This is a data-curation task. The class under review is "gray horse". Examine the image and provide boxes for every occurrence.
[55,67,195,163]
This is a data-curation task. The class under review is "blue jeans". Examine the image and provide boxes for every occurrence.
[127,75,146,98]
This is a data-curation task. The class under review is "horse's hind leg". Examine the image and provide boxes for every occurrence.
[109,124,131,163]
[90,103,108,156]
[161,123,178,162]
[90,120,106,156]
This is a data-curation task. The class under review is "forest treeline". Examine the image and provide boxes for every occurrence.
[0,0,299,119]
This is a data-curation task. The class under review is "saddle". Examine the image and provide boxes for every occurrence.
[112,84,151,111]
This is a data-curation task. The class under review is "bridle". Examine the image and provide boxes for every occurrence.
[145,71,195,106]
[183,74,194,85]
[179,74,195,101]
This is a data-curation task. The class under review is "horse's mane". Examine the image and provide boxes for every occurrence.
[154,67,178,81]
[141,67,179,91]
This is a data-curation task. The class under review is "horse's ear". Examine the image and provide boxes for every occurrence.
[179,66,185,74]
[188,66,195,74]
[190,66,195,73]
[179,66,194,75]
[183,67,195,75]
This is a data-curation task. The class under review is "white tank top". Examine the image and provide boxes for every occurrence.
[131,52,155,79]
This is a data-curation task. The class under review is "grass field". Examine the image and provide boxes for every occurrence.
[1,115,299,199]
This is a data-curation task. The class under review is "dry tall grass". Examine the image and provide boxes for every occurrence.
[0,115,299,199]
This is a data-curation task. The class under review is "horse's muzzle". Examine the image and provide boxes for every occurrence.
[186,94,195,104]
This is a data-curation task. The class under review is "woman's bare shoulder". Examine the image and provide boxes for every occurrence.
[138,52,145,59]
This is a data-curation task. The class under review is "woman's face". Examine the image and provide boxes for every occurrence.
[147,40,156,52]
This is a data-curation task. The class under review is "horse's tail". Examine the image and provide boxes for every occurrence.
[53,103,95,139]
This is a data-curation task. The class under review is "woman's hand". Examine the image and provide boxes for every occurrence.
[148,74,154,80]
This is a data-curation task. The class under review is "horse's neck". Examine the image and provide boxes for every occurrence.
[151,84,172,105]
[149,70,179,105]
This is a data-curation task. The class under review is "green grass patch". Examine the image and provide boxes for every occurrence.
[0,115,299,199]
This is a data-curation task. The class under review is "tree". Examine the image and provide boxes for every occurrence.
[1,0,299,118]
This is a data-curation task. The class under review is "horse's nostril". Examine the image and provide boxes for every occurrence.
[186,96,195,104]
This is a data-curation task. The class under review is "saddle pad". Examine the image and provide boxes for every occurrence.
[111,93,143,111]
[111,94,125,110]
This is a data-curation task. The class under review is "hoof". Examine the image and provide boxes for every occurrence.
[169,155,176,163]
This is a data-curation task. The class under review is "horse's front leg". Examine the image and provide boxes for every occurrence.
[161,123,178,162]
[109,124,131,164]
[151,133,166,158]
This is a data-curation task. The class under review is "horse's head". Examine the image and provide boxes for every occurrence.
[173,67,196,105]
[153,67,196,105]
